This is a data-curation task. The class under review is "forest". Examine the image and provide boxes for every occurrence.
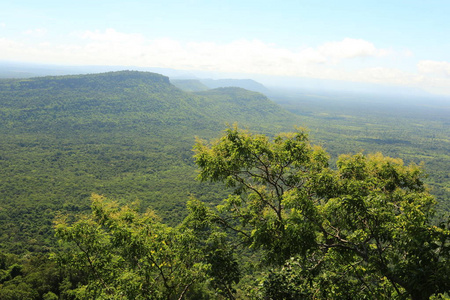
[0,71,449,299]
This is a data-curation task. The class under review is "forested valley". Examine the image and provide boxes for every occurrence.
[0,71,448,299]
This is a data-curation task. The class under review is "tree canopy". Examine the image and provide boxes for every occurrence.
[192,126,450,299]
[53,126,450,299]
[0,71,448,299]
[54,194,240,299]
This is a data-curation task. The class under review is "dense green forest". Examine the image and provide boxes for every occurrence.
[0,71,448,299]
[268,89,450,213]
[171,79,209,92]
[0,71,300,252]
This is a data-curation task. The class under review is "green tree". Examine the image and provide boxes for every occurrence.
[193,126,450,299]
[54,193,242,299]
[54,194,210,300]
[183,199,241,299]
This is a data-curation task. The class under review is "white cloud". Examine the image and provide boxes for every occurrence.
[353,67,422,86]
[414,60,450,95]
[0,29,390,74]
[22,28,47,37]
[348,64,450,95]
[318,38,389,62]
[2,28,450,95]
[0,38,25,59]
[417,60,450,76]
[0,37,18,48]
[34,31,385,72]
[419,77,450,94]
[81,28,145,44]
[403,49,414,57]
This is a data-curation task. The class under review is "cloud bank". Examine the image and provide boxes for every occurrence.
[418,60,450,76]
[2,28,450,95]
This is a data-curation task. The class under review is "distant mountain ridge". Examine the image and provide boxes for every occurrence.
[171,79,210,92]
[0,71,297,135]
[0,71,215,137]
[3,60,449,99]
[171,78,271,94]
[0,70,301,251]
[200,78,270,94]
[195,87,294,128]
[0,61,270,94]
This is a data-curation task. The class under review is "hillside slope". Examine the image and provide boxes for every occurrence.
[200,78,270,94]
[0,71,301,253]
[171,79,209,92]
[196,87,296,131]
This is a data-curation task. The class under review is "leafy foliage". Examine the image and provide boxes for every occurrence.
[0,253,62,300]
[1,71,449,299]
[193,126,450,299]
[55,194,241,299]
[55,194,208,299]
[272,90,450,213]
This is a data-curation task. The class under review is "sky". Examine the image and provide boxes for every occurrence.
[1,0,450,95]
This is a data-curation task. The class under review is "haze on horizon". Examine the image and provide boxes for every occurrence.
[1,0,450,95]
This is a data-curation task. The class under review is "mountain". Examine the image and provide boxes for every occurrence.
[200,78,270,94]
[195,87,295,130]
[4,60,449,100]
[171,79,210,92]
[0,61,198,80]
[0,71,300,253]
[0,71,216,137]
[0,71,297,136]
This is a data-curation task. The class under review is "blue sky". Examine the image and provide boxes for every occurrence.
[1,0,450,94]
